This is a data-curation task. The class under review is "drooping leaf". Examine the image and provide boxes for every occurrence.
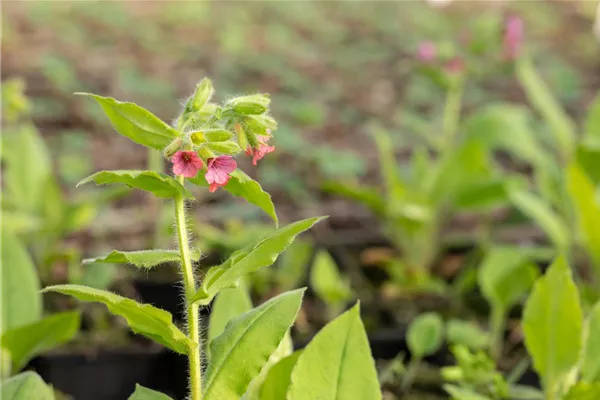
[1,372,54,400]
[1,311,80,371]
[1,232,41,333]
[128,384,173,400]
[310,250,352,309]
[84,249,201,269]
[190,169,277,224]
[258,351,302,400]
[207,286,253,346]
[42,285,193,354]
[446,319,490,350]
[76,93,178,150]
[203,289,305,400]
[287,304,381,400]
[478,247,540,310]
[193,217,325,305]
[77,170,192,199]
[522,256,583,394]
[406,312,444,359]
[582,302,600,383]
[509,188,570,251]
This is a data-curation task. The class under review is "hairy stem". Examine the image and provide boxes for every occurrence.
[175,175,202,400]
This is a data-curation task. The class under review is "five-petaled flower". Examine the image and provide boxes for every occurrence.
[205,155,237,192]
[172,151,203,178]
[246,134,275,165]
[503,15,523,61]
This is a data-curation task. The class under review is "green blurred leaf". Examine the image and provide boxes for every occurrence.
[564,382,600,400]
[446,319,490,350]
[287,304,380,400]
[76,93,178,150]
[276,239,313,290]
[583,94,600,146]
[128,384,173,400]
[523,256,583,395]
[310,250,352,309]
[258,351,302,400]
[321,181,384,217]
[0,372,54,400]
[193,217,324,305]
[208,286,253,347]
[78,170,193,199]
[42,285,192,354]
[84,249,201,269]
[1,232,41,333]
[372,128,406,203]
[407,312,444,359]
[444,384,492,400]
[582,302,600,383]
[204,289,304,400]
[1,311,80,371]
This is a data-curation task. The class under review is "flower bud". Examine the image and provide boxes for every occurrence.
[163,138,183,158]
[206,141,243,155]
[232,101,268,116]
[234,122,248,150]
[185,78,214,115]
[503,15,523,61]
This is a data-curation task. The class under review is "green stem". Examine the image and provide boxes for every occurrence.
[442,79,464,150]
[175,175,202,400]
[490,305,506,362]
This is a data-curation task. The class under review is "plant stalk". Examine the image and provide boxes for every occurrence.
[175,175,202,400]
[490,305,506,362]
[442,79,464,150]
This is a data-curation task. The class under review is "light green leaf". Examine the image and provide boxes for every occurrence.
[566,163,600,267]
[310,250,352,308]
[1,232,41,333]
[478,247,540,310]
[42,285,193,354]
[582,94,600,146]
[204,289,305,400]
[77,170,192,199]
[582,302,600,383]
[1,311,80,371]
[564,382,600,400]
[128,384,173,400]
[76,93,178,150]
[446,319,490,350]
[287,304,381,400]
[508,385,544,400]
[444,384,492,400]
[193,217,325,305]
[276,239,313,291]
[321,181,385,217]
[523,256,583,394]
[509,188,570,251]
[208,286,253,346]
[1,372,54,400]
[407,312,444,359]
[372,128,405,203]
[190,169,277,224]
[84,249,201,269]
[258,351,302,400]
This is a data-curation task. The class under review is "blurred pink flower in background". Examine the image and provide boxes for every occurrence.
[172,151,203,178]
[417,41,437,63]
[205,155,237,192]
[504,15,524,60]
[444,56,465,74]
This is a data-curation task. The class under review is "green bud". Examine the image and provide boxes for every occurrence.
[234,123,248,150]
[232,101,268,116]
[207,141,243,155]
[229,93,271,107]
[186,78,214,114]
[190,131,205,145]
[244,115,277,134]
[163,138,183,158]
[204,129,234,142]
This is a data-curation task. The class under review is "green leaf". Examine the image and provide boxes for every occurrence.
[566,163,600,267]
[444,384,492,400]
[508,385,544,400]
[522,256,583,394]
[190,169,277,224]
[582,94,600,146]
[446,319,490,350]
[76,93,178,150]
[203,289,305,400]
[406,312,444,359]
[321,181,384,217]
[276,239,313,291]
[84,249,201,269]
[582,302,600,383]
[372,128,405,203]
[509,188,570,251]
[1,232,41,333]
[41,285,193,354]
[310,250,352,309]
[1,311,80,371]
[287,304,380,400]
[193,217,324,305]
[1,372,54,400]
[564,382,600,400]
[478,247,540,310]
[128,384,173,400]
[77,170,192,199]
[207,286,253,346]
[258,351,302,400]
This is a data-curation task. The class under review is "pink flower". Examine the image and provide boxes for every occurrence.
[245,135,275,165]
[503,16,523,60]
[205,155,237,192]
[172,151,203,178]
[417,41,436,63]
[444,56,464,74]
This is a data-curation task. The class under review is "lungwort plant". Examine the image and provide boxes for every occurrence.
[15,79,381,400]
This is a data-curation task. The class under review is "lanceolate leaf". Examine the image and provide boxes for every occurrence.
[1,232,41,333]
[1,372,54,400]
[76,93,178,150]
[42,285,193,354]
[190,169,277,224]
[287,304,381,400]
[582,302,600,383]
[258,351,302,400]
[78,170,192,199]
[84,249,201,269]
[203,289,305,400]
[522,257,583,394]
[193,217,325,305]
[128,384,173,400]
[1,311,80,371]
